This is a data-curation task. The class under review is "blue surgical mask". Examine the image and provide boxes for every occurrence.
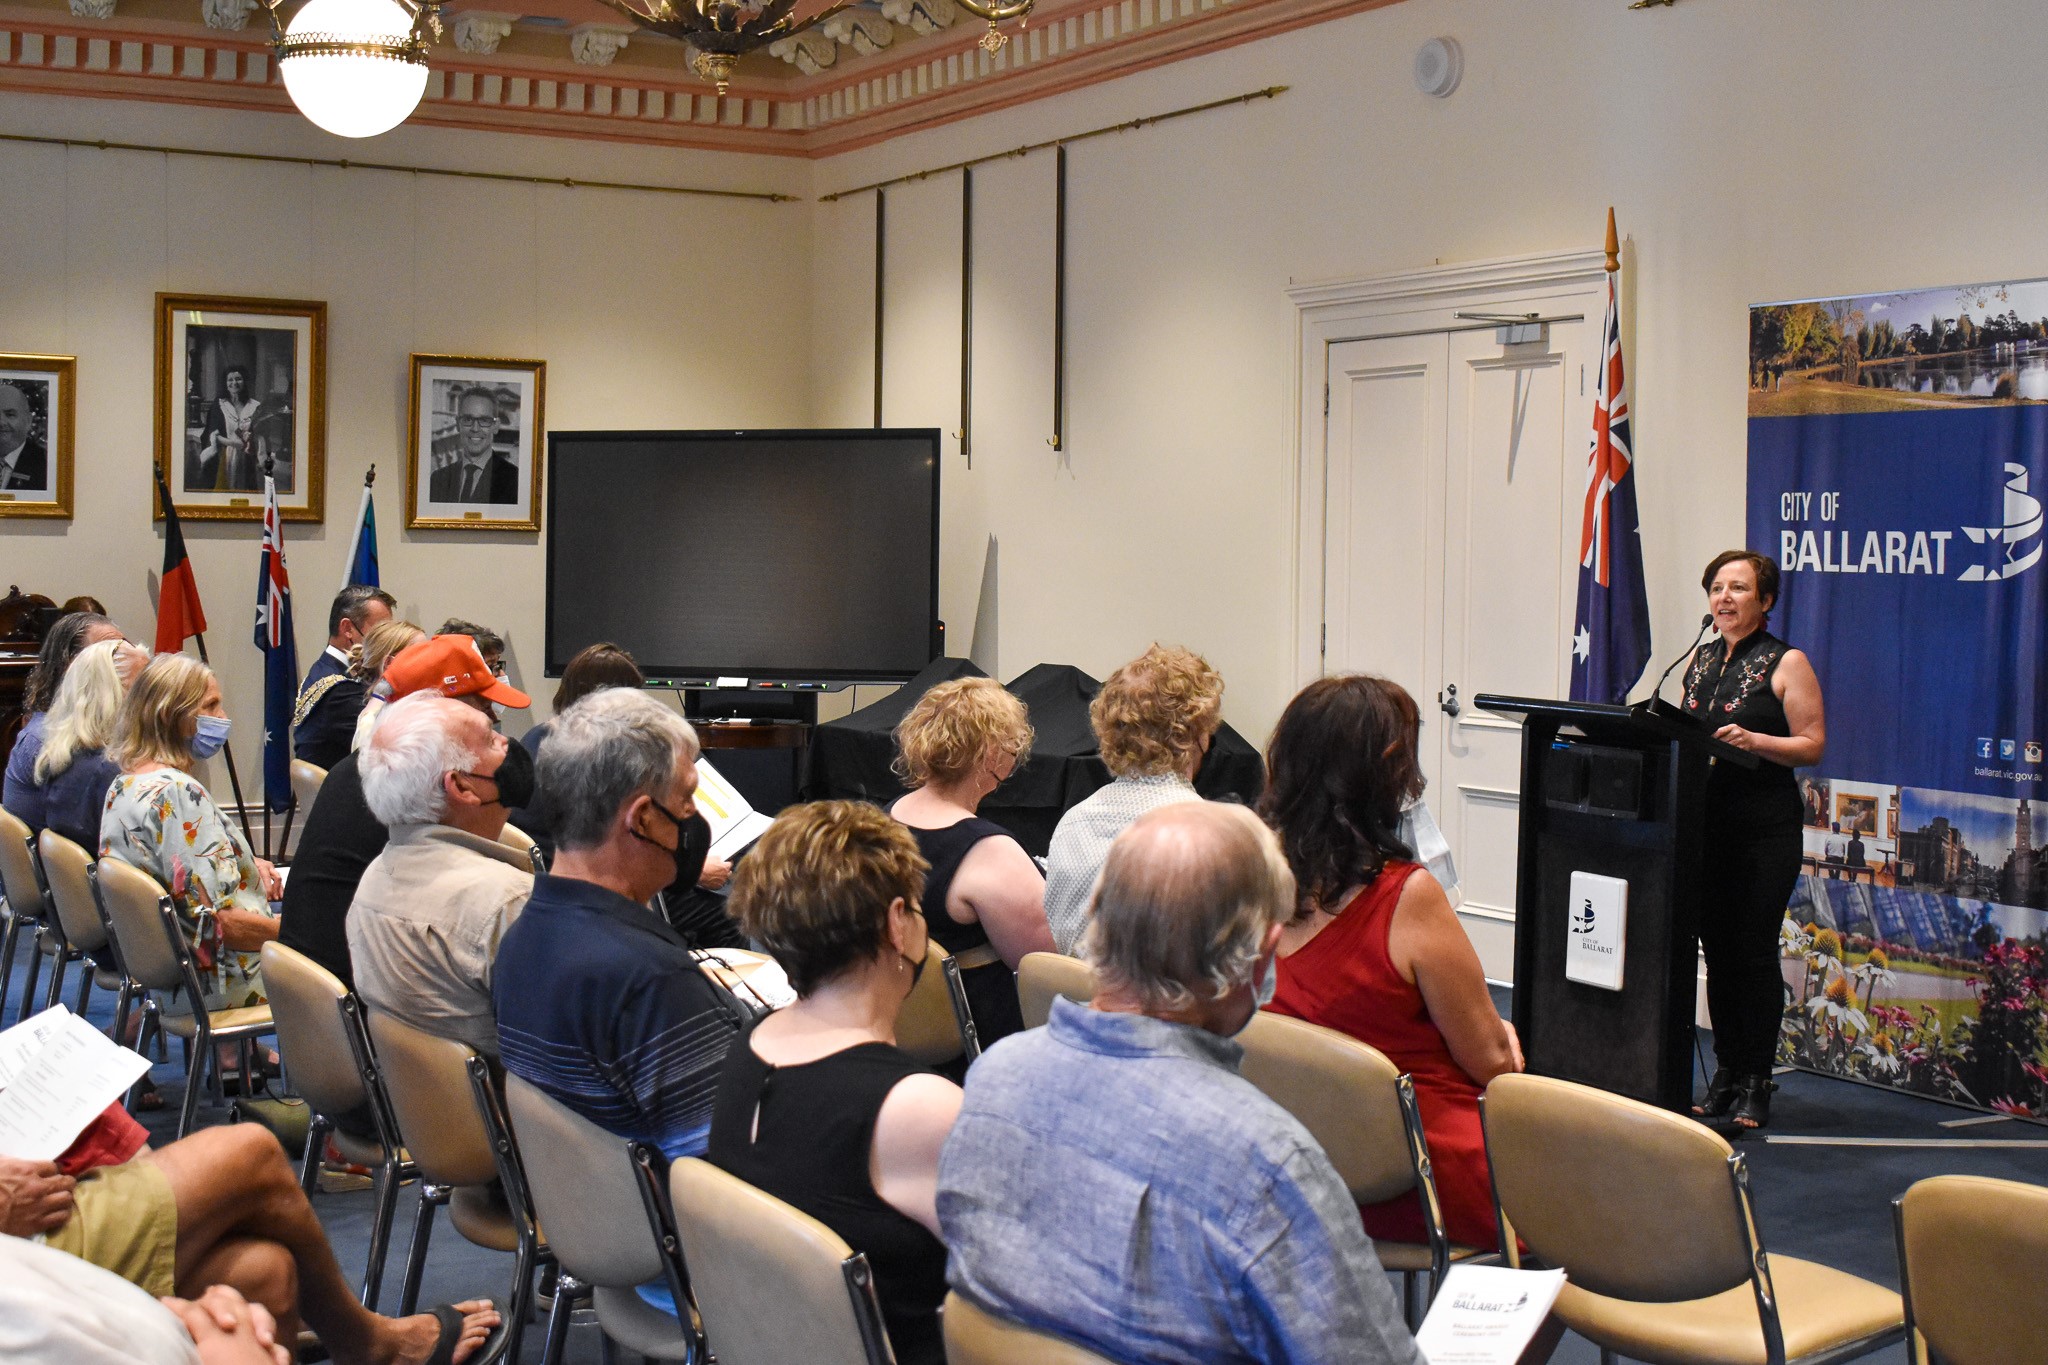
[1253,950,1279,1009]
[190,715,232,760]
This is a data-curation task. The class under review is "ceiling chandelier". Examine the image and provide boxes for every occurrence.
[594,0,1035,95]
[258,0,445,139]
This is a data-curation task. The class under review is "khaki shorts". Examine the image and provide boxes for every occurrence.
[45,1156,179,1299]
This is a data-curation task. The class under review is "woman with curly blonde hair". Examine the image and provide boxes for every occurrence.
[1043,644,1224,953]
[347,618,428,752]
[889,676,1051,1043]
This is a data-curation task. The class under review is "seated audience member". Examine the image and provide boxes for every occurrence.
[889,678,1052,1045]
[3,610,124,830]
[35,637,149,850]
[280,634,527,990]
[937,802,1424,1365]
[1044,643,1223,954]
[0,1235,287,1365]
[294,586,396,772]
[711,801,961,1365]
[0,1126,498,1363]
[494,688,740,1159]
[348,619,428,752]
[1261,675,1521,1254]
[102,655,281,1010]
[349,693,535,1057]
[511,641,736,941]
[435,619,504,674]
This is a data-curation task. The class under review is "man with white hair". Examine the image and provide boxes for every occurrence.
[348,691,536,1056]
[936,802,1424,1365]
[493,688,739,1160]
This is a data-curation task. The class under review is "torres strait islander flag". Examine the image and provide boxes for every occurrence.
[153,466,208,655]
[1569,266,1654,704]
[254,472,299,812]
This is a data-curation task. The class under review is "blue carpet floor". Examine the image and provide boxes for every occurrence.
[8,938,2043,1363]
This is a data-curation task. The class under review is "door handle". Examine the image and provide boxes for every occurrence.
[1439,684,1461,717]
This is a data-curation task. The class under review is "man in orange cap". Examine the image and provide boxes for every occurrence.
[277,633,528,993]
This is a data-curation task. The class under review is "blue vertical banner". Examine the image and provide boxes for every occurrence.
[1749,279,2048,1120]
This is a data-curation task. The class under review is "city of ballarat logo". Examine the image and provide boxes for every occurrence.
[1571,899,1596,934]
[1958,462,2044,582]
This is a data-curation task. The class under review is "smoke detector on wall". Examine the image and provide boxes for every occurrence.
[1414,36,1462,98]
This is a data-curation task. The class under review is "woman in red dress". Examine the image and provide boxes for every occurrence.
[1260,675,1522,1252]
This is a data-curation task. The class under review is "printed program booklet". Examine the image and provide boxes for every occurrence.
[1414,1264,1567,1364]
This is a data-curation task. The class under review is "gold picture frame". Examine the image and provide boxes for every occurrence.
[154,292,326,523]
[406,353,546,532]
[0,352,76,519]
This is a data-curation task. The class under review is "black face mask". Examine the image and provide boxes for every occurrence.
[462,738,536,812]
[639,798,711,894]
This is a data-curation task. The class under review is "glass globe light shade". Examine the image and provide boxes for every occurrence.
[278,0,430,139]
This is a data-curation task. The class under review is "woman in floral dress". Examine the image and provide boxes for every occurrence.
[101,653,282,1011]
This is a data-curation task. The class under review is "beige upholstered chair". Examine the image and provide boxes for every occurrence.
[943,1291,1120,1365]
[0,805,54,1022]
[496,820,544,872]
[1237,1009,1481,1316]
[36,828,122,1017]
[288,759,327,817]
[90,856,275,1138]
[669,1157,894,1365]
[368,1009,546,1363]
[1484,1072,1903,1365]
[259,942,409,1311]
[1016,950,1095,1029]
[894,938,981,1068]
[505,1075,703,1363]
[1894,1174,2048,1365]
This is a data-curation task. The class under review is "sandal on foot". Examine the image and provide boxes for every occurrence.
[1731,1074,1775,1129]
[1692,1067,1737,1118]
[423,1302,504,1365]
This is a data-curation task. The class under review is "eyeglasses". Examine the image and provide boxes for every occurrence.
[488,661,507,677]
[456,415,497,429]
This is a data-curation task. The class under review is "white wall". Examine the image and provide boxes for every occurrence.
[0,92,814,794]
[806,0,2048,740]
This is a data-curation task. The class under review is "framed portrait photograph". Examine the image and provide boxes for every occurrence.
[406,354,545,531]
[0,353,74,519]
[1836,792,1878,837]
[155,293,326,523]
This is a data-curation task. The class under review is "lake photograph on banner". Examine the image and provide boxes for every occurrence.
[1750,276,2048,1122]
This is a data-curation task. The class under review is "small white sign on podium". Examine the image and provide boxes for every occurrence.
[1565,871,1628,991]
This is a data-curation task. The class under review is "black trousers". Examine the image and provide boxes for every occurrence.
[1697,821,1803,1076]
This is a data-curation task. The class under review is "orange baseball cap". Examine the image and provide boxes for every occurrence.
[384,634,531,708]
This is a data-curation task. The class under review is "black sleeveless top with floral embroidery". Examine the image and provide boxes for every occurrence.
[1680,628,1802,830]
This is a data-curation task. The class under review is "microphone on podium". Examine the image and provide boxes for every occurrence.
[1634,614,1714,722]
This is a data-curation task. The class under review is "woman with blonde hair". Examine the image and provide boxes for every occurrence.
[34,637,148,850]
[889,676,1052,1044]
[101,654,281,1009]
[348,618,428,752]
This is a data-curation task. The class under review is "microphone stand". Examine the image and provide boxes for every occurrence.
[1633,615,1714,724]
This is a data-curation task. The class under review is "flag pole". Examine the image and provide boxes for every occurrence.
[187,610,259,856]
[1605,205,1619,274]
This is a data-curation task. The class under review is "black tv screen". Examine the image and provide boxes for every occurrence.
[545,429,940,683]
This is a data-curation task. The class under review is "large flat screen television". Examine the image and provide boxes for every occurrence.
[545,429,941,685]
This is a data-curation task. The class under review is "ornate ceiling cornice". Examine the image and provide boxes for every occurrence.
[0,0,1404,155]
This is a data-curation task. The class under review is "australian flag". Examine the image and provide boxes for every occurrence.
[1569,269,1653,703]
[254,473,299,812]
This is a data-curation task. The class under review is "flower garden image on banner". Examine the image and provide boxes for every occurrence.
[1749,277,2048,1122]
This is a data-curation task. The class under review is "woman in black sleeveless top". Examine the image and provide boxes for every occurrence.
[889,678,1055,1045]
[710,801,960,1365]
[1681,550,1826,1129]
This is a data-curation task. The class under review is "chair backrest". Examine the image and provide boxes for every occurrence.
[504,1074,671,1290]
[290,760,327,817]
[91,856,190,994]
[1016,951,1095,1030]
[943,1291,1120,1365]
[896,939,970,1067]
[1236,1011,1416,1205]
[1483,1072,1754,1302]
[260,942,369,1120]
[366,1009,501,1189]
[497,821,537,857]
[670,1157,891,1365]
[1897,1174,2048,1365]
[0,805,46,921]
[37,829,106,955]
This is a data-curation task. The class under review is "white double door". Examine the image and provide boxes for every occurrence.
[1321,320,1597,978]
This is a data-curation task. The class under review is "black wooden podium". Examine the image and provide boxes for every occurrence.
[1474,695,1757,1111]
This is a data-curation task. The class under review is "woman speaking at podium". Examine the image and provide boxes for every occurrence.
[1682,550,1826,1130]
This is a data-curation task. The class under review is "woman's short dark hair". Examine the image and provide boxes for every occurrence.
[1258,674,1424,921]
[24,611,114,712]
[1701,550,1781,613]
[554,642,644,711]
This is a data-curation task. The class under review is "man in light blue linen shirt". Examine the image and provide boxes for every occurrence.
[936,801,1424,1365]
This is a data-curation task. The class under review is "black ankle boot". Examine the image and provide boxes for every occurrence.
[1731,1073,1775,1129]
[1693,1067,1738,1117]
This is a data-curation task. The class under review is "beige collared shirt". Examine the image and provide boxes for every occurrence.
[346,822,534,1057]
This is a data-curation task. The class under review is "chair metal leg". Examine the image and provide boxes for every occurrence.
[176,1044,205,1139]
[74,963,92,1017]
[1401,1271,1422,1329]
[397,1183,447,1318]
[300,1114,333,1196]
[111,980,133,1046]
[596,1336,618,1365]
[43,947,70,1012]
[0,910,21,1010]
[538,1270,583,1365]
[1601,1351,1621,1365]
[179,1021,215,1140]
[361,1157,404,1314]
[498,1232,544,1365]
[17,927,44,1023]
